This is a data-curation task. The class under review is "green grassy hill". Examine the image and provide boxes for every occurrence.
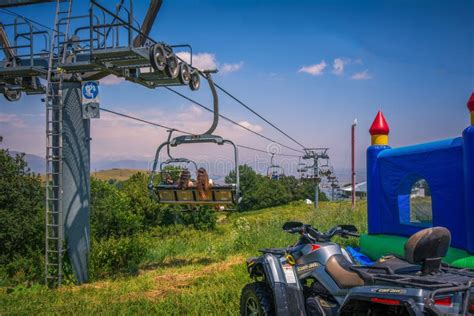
[0,201,366,314]
[92,168,148,181]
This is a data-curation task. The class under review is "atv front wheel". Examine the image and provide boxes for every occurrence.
[240,282,273,316]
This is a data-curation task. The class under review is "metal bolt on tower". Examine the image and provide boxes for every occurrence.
[44,0,73,287]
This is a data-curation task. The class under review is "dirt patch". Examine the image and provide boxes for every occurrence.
[128,255,244,302]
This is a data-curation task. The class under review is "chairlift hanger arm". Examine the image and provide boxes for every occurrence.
[148,140,169,189]
[203,71,218,135]
[133,0,162,47]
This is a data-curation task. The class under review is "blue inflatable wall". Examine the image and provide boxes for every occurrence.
[367,125,474,253]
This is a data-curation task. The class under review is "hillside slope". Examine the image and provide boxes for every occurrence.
[0,201,367,314]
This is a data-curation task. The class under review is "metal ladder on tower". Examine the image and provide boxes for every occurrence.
[44,0,73,287]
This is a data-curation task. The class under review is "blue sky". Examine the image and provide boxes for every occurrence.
[0,0,473,177]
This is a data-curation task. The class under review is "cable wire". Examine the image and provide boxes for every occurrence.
[164,87,304,154]
[237,144,300,157]
[100,108,192,135]
[214,82,307,149]
[101,107,301,158]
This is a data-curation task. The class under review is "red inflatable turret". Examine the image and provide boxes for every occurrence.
[369,111,389,145]
[467,93,474,125]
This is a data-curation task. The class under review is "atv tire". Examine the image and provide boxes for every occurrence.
[240,282,273,316]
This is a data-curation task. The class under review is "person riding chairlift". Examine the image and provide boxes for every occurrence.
[163,173,174,185]
[196,167,213,199]
[177,168,213,198]
[177,169,194,189]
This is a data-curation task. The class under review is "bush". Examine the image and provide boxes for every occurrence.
[89,235,149,279]
[180,207,217,230]
[225,164,326,211]
[90,178,144,239]
[0,150,44,284]
[121,172,162,227]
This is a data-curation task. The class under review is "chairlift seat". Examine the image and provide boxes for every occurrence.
[153,184,237,205]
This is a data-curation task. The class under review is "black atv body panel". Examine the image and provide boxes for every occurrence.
[249,253,307,315]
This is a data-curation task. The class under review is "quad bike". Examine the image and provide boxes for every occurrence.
[240,221,474,315]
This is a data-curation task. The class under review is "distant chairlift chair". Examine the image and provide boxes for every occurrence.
[267,153,284,180]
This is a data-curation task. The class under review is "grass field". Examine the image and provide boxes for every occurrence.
[92,169,148,181]
[0,201,367,315]
[39,168,147,182]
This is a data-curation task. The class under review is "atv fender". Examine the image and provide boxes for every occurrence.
[340,286,425,316]
[252,253,307,316]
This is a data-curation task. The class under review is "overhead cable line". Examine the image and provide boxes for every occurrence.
[237,144,300,157]
[164,87,304,154]
[213,83,307,149]
[101,108,191,135]
[101,107,301,158]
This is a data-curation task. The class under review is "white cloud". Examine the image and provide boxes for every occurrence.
[298,60,327,76]
[99,75,125,86]
[221,61,244,74]
[351,70,373,80]
[332,58,347,75]
[235,121,263,133]
[176,52,217,71]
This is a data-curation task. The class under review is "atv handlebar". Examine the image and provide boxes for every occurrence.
[284,222,360,242]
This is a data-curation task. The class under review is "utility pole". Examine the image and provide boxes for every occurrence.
[351,119,357,210]
[303,148,329,209]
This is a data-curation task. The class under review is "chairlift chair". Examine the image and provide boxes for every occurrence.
[148,72,241,208]
[267,153,284,180]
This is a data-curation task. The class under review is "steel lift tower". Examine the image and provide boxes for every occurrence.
[0,0,201,287]
[302,148,329,209]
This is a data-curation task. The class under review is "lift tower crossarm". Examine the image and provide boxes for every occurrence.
[133,0,162,47]
[0,0,64,8]
[0,23,15,60]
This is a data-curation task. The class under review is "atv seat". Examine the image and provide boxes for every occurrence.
[368,227,451,276]
[326,254,370,288]
[326,227,451,289]
[370,255,420,274]
[403,226,451,274]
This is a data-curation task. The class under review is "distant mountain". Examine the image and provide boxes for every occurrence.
[9,151,45,174]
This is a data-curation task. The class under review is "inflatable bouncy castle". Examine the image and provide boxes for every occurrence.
[360,93,474,268]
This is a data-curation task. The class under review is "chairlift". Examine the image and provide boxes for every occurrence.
[319,166,332,177]
[320,158,330,168]
[297,164,307,173]
[297,157,307,173]
[301,174,321,183]
[148,72,241,207]
[267,153,284,180]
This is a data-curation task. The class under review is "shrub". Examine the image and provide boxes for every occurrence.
[121,172,162,227]
[90,178,143,239]
[89,235,149,279]
[0,150,44,284]
[180,207,217,230]
[225,164,326,211]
